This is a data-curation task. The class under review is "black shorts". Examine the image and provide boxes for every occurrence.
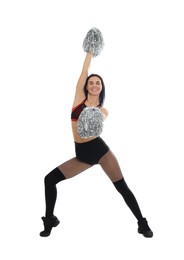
[75,137,109,165]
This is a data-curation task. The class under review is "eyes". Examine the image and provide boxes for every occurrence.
[88,80,101,85]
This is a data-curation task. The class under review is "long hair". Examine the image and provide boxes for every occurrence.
[84,74,105,106]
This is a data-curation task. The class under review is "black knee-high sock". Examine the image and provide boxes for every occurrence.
[113,178,143,221]
[44,167,66,218]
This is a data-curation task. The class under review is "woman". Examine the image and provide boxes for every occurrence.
[40,52,153,238]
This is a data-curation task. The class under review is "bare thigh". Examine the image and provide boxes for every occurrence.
[98,150,124,182]
[58,157,92,179]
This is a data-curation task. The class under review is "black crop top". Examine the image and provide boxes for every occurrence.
[71,99,100,122]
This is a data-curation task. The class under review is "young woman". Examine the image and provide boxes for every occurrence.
[40,52,153,238]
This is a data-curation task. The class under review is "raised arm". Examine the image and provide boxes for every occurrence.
[72,52,93,107]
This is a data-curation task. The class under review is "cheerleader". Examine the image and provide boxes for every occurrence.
[40,28,153,238]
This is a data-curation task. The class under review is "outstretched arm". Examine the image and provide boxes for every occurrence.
[72,52,93,107]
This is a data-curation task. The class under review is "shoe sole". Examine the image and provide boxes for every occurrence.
[138,229,153,238]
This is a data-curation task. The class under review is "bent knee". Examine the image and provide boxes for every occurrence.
[44,168,66,186]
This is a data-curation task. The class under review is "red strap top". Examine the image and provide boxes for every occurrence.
[71,99,86,122]
[71,99,101,122]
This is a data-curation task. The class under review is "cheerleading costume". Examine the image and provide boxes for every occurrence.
[71,99,109,165]
[40,99,153,238]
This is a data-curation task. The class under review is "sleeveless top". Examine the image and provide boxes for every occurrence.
[71,99,100,122]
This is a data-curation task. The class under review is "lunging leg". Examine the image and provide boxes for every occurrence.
[99,150,143,220]
[40,158,91,237]
[98,150,153,237]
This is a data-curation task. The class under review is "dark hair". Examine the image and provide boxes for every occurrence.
[84,74,105,106]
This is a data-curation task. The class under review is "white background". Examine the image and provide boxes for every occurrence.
[0,0,184,259]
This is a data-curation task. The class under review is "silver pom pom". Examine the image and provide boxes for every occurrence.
[77,107,103,138]
[82,27,104,57]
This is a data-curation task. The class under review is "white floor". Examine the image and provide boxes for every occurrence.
[1,1,184,259]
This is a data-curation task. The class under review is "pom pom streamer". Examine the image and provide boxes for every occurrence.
[82,27,104,57]
[77,107,103,138]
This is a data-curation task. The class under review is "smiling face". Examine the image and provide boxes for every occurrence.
[86,76,102,96]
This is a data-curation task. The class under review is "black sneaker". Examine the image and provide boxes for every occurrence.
[40,216,60,237]
[138,218,153,238]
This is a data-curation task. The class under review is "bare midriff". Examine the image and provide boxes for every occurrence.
[71,121,97,143]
